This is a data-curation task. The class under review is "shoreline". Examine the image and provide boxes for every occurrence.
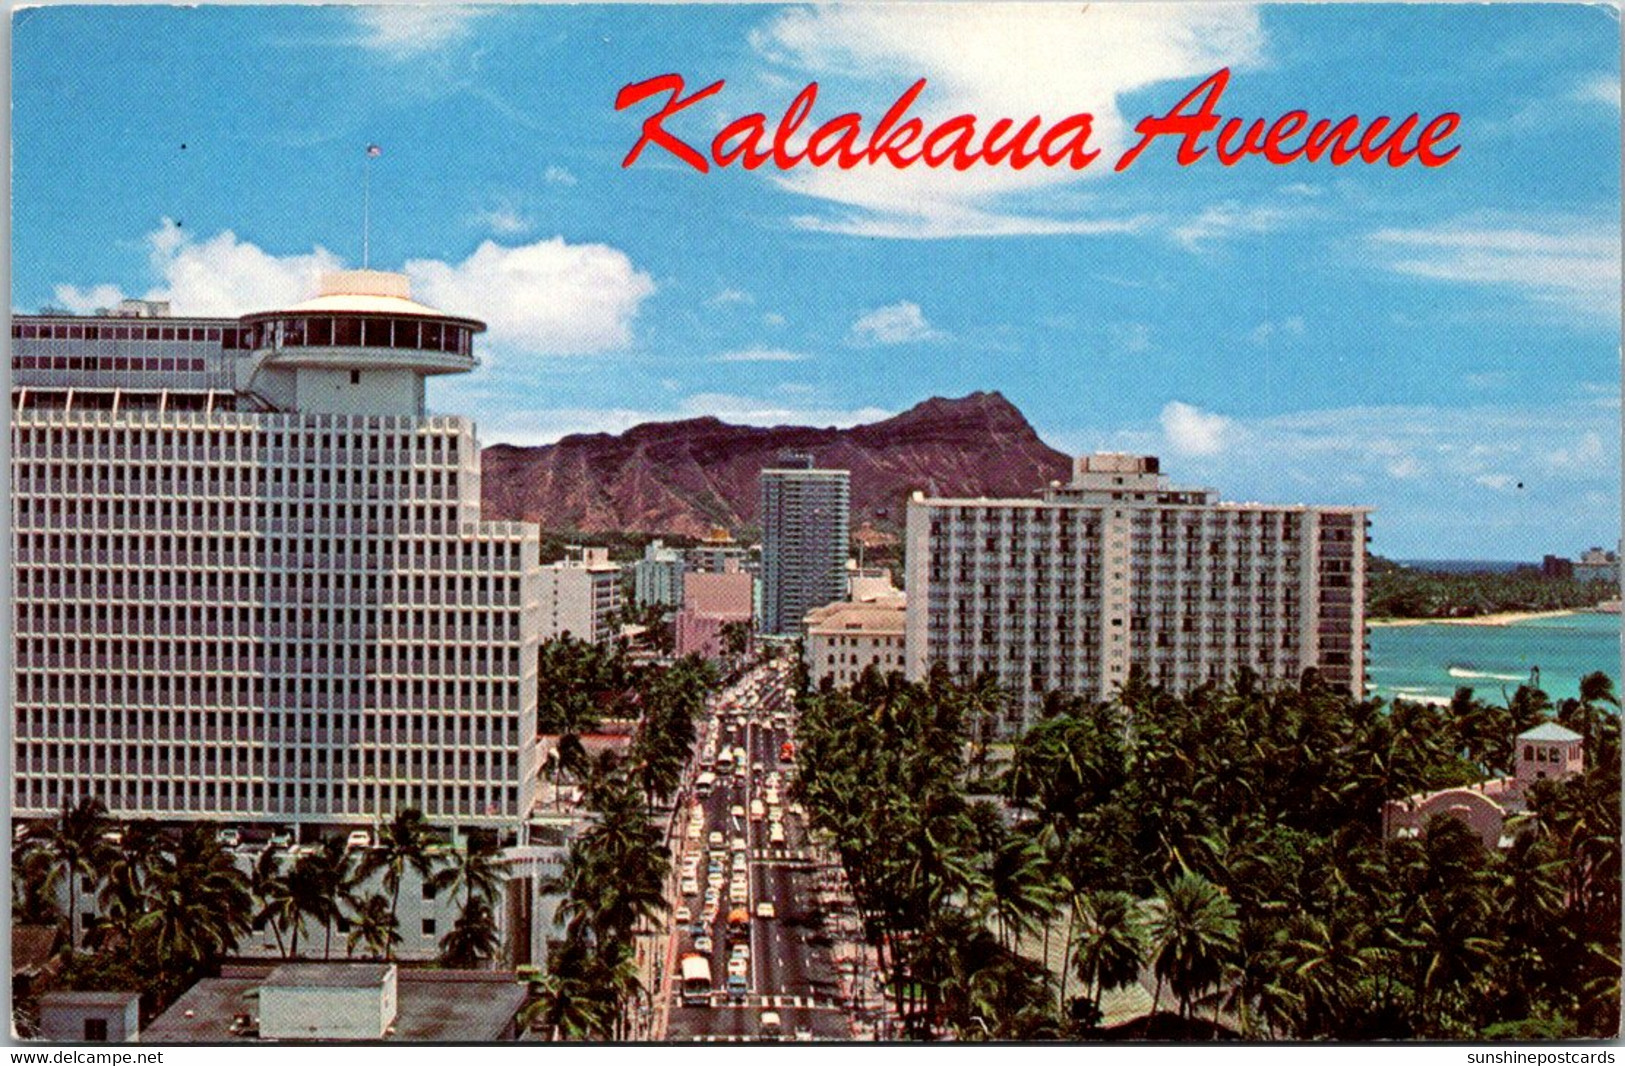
[1368,608,1585,629]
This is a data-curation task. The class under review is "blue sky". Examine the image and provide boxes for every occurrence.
[12,3,1620,559]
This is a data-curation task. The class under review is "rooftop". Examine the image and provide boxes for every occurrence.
[143,965,529,1043]
[263,962,391,988]
[250,271,483,327]
[1518,722,1583,742]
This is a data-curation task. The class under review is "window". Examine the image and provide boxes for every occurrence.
[84,1019,109,1042]
[350,370,361,385]
[422,918,437,936]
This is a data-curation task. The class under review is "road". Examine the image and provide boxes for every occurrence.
[661,656,852,1042]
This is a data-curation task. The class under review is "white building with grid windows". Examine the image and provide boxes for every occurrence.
[10,270,544,832]
[905,454,1370,733]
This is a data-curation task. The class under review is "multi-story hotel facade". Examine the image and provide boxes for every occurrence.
[10,271,544,832]
[759,456,850,635]
[904,453,1369,732]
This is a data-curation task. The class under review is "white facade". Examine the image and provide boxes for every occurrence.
[258,964,398,1041]
[538,546,622,644]
[631,540,686,608]
[10,272,543,830]
[804,599,907,689]
[905,454,1369,732]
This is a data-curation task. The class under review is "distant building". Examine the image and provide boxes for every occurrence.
[38,991,141,1043]
[905,453,1370,733]
[675,569,754,660]
[1542,554,1576,580]
[539,546,621,644]
[805,597,907,689]
[760,455,850,635]
[143,963,528,1043]
[1383,722,1585,848]
[1574,547,1620,585]
[631,540,686,609]
[687,527,749,575]
[846,562,899,603]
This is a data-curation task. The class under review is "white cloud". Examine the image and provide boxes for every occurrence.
[1109,322,1152,353]
[1172,203,1307,251]
[850,301,943,345]
[49,283,126,315]
[1572,72,1620,108]
[1159,400,1231,456]
[763,312,787,327]
[1474,473,1519,492]
[470,205,533,236]
[710,348,807,364]
[749,4,1264,238]
[1368,217,1622,320]
[408,238,655,356]
[1250,315,1306,344]
[544,166,578,186]
[73,219,342,315]
[351,8,484,58]
[708,288,753,306]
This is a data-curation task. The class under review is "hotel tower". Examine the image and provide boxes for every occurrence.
[10,271,543,831]
[904,453,1370,733]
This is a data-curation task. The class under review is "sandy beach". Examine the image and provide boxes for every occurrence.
[1369,608,1581,629]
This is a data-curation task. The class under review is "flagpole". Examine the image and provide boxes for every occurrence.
[363,150,372,270]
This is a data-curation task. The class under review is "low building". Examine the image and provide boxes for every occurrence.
[1541,554,1575,580]
[143,963,528,1043]
[539,546,622,644]
[631,540,686,608]
[38,991,141,1043]
[686,528,749,575]
[1382,722,1585,848]
[674,569,753,660]
[805,597,907,689]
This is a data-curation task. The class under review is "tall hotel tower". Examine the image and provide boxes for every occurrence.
[904,454,1369,733]
[11,271,542,831]
[759,454,850,635]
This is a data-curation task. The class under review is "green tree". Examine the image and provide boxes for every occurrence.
[1146,871,1240,1025]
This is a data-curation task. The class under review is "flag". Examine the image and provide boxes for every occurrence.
[366,144,382,157]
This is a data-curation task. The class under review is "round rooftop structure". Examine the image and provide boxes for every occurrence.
[239,270,484,376]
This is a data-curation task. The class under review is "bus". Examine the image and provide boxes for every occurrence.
[695,771,717,798]
[680,954,712,1007]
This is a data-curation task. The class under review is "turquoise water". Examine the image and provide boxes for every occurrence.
[1367,612,1622,705]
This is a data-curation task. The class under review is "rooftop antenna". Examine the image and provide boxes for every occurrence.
[363,144,381,268]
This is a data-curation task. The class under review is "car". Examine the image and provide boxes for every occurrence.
[216,827,242,848]
[704,887,720,906]
[730,883,749,903]
[694,935,713,955]
[731,944,750,962]
[708,872,725,888]
[769,823,787,845]
[731,836,747,852]
[753,760,765,774]
[690,920,708,938]
[708,831,724,847]
[707,860,723,876]
[268,831,292,848]
[764,788,780,806]
[730,804,746,820]
[727,956,749,977]
[756,901,777,920]
[760,1011,783,1041]
[681,877,700,896]
[749,799,766,821]
[675,904,692,923]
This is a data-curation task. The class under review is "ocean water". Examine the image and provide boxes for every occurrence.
[1367,612,1622,705]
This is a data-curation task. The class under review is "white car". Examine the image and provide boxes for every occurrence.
[769,823,786,846]
[346,830,371,850]
[681,877,700,896]
[675,904,692,923]
[731,943,750,962]
[709,831,724,847]
[756,901,776,920]
[727,956,749,977]
[730,883,749,903]
[731,836,748,853]
[764,788,780,806]
[730,804,746,820]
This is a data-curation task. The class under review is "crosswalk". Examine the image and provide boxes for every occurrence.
[673,992,841,1010]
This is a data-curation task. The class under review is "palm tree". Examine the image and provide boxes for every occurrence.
[1146,871,1240,1025]
[345,893,402,959]
[982,829,1057,952]
[439,896,500,967]
[250,845,292,958]
[294,837,358,959]
[31,797,112,949]
[95,820,164,949]
[358,808,442,954]
[429,834,505,911]
[1071,890,1146,1027]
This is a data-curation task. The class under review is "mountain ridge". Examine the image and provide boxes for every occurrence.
[479,391,1072,536]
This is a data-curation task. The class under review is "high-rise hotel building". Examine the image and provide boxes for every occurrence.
[759,455,850,635]
[904,454,1369,732]
[10,271,543,830]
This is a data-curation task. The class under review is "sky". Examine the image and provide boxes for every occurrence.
[12,3,1621,560]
